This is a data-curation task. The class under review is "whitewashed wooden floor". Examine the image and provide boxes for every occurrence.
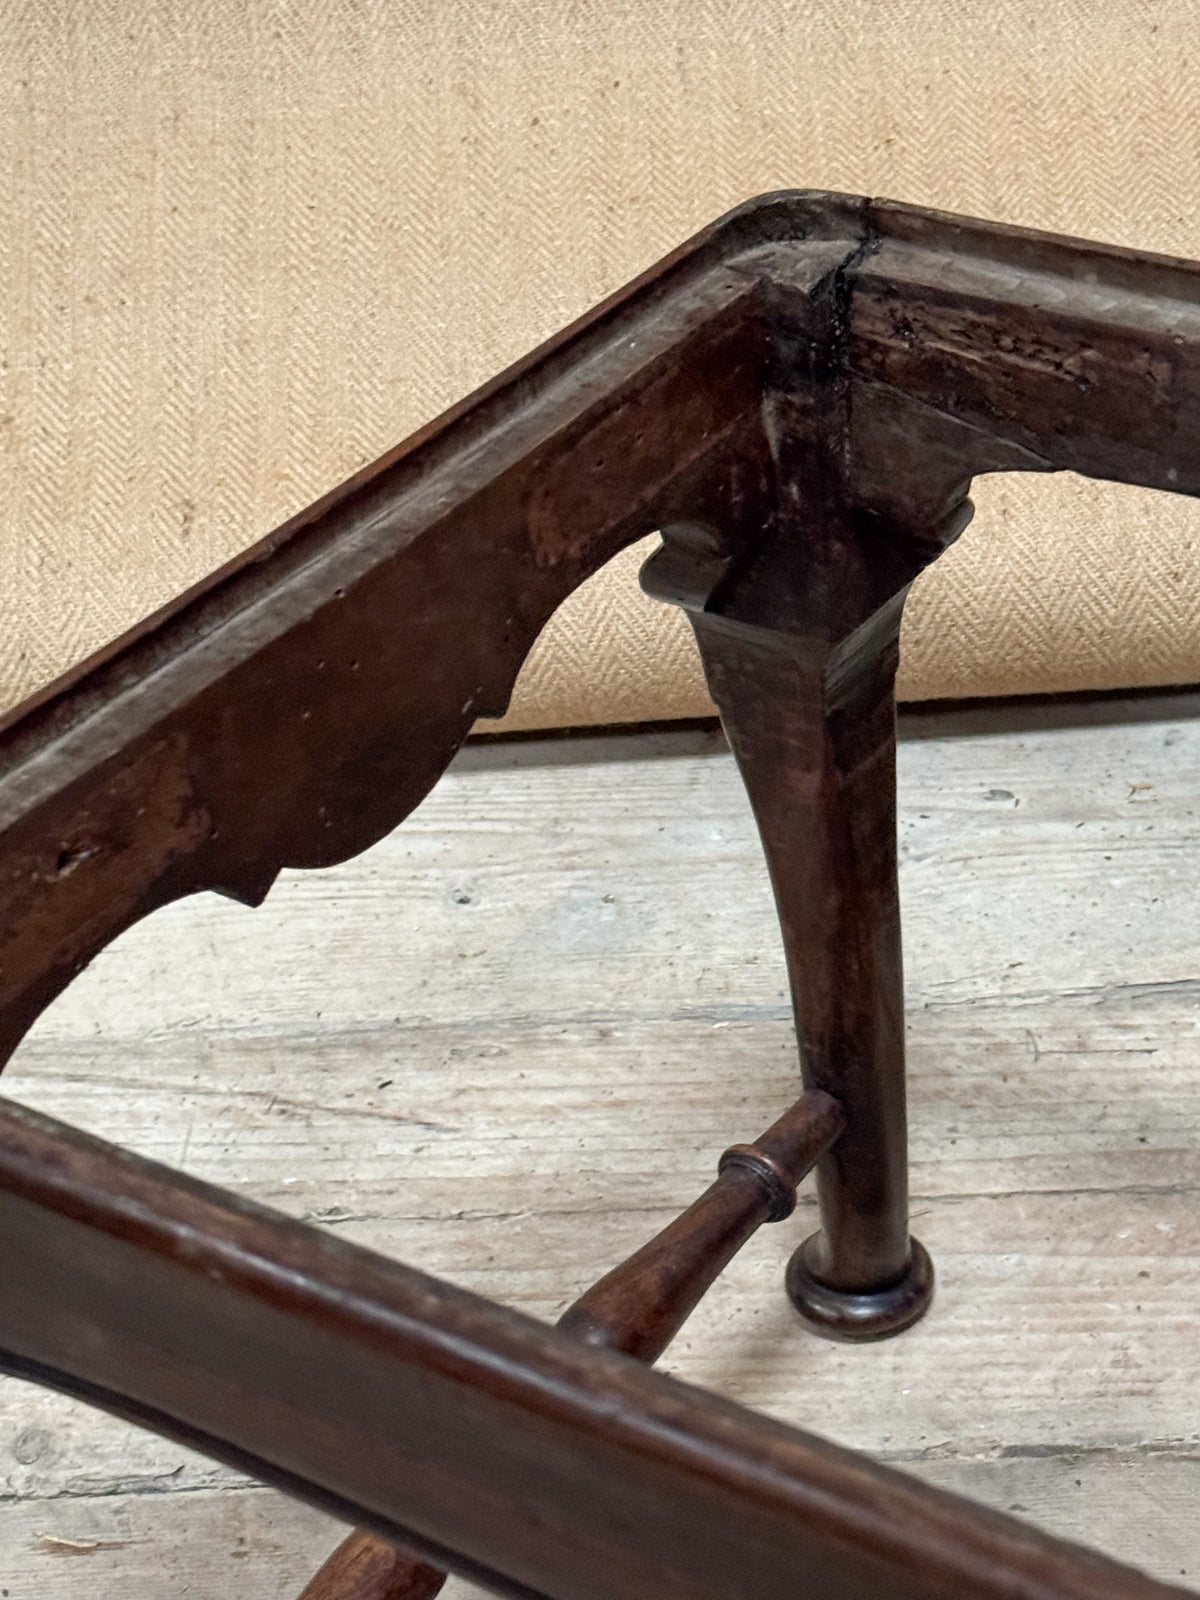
[2,694,1200,1597]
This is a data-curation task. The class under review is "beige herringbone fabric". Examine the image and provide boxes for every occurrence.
[3,2,1200,732]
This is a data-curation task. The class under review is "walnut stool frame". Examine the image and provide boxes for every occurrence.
[0,192,1198,1600]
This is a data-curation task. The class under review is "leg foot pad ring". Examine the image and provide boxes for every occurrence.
[786,1235,934,1342]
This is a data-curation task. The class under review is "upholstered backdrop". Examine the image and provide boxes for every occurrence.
[3,1,1200,731]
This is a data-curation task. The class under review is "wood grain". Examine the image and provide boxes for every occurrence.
[1,699,1199,1595]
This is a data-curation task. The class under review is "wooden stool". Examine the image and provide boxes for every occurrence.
[0,193,1195,1599]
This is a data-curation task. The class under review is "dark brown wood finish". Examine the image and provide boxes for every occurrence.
[303,1089,843,1596]
[558,1087,844,1360]
[644,529,932,1336]
[298,1532,448,1600]
[0,1094,1189,1600]
[2,191,1200,1597]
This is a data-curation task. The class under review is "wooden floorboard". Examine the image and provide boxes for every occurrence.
[2,697,1200,1596]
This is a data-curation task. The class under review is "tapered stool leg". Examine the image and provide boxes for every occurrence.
[686,604,932,1341]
